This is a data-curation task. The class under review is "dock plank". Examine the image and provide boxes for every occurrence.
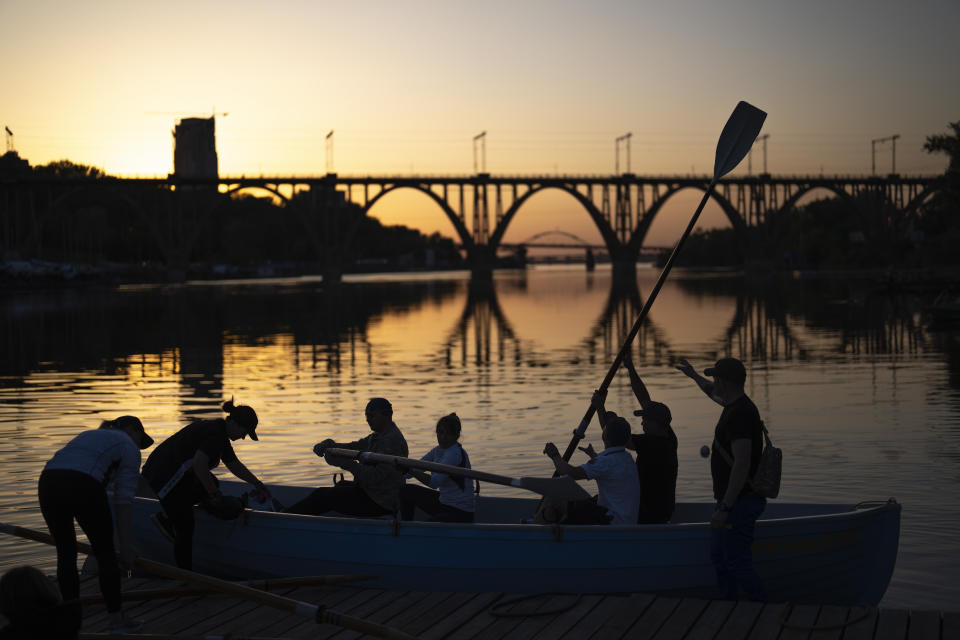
[328,590,433,640]
[526,594,603,640]
[400,591,476,638]
[422,592,502,640]
[588,592,656,640]
[779,603,821,640]
[620,595,681,640]
[650,597,710,640]
[555,593,633,640]
[907,610,941,640]
[683,599,736,640]
[281,588,388,639]
[247,585,365,638]
[745,602,788,640]
[842,607,879,640]
[809,605,850,640]
[713,600,763,640]
[440,592,507,640]
[874,609,909,640]
[942,611,959,640]
[478,592,582,640]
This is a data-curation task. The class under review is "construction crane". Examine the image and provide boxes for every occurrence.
[473,131,486,174]
[4,126,13,153]
[871,134,900,175]
[326,130,334,174]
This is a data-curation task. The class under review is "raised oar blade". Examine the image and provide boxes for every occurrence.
[713,101,767,179]
[518,475,592,502]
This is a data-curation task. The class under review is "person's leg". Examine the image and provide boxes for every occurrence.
[724,493,768,602]
[710,522,736,600]
[38,470,81,602]
[160,475,205,570]
[399,485,443,520]
[286,485,390,517]
[73,478,122,613]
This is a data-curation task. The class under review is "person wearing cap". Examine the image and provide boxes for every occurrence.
[618,350,679,524]
[543,390,641,525]
[141,399,270,570]
[677,356,767,601]
[38,415,154,635]
[286,397,409,517]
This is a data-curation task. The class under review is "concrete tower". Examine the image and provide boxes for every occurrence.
[172,117,218,179]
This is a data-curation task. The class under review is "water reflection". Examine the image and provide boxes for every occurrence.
[2,268,960,610]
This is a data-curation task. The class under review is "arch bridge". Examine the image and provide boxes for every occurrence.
[0,172,939,277]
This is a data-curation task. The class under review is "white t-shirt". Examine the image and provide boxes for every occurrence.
[582,446,640,525]
[44,429,142,504]
[421,443,476,513]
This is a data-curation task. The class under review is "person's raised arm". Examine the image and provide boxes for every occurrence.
[676,358,714,398]
[623,350,651,406]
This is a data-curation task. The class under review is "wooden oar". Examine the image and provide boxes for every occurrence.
[0,522,418,640]
[79,573,377,604]
[326,448,592,502]
[559,101,767,464]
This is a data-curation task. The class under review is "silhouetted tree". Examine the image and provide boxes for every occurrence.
[33,160,106,179]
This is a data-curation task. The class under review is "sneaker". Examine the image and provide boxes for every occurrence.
[109,613,143,634]
[150,512,175,542]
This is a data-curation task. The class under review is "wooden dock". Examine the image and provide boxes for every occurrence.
[71,576,956,640]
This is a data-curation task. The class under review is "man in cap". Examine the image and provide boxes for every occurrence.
[677,356,767,601]
[543,390,640,525]
[286,397,409,517]
[620,350,678,524]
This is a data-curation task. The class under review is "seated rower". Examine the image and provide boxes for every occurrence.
[400,413,476,523]
[286,397,408,518]
[624,350,678,523]
[543,390,640,525]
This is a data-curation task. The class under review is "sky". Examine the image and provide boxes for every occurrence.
[2,0,958,245]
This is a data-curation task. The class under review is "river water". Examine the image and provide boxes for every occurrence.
[1,265,959,610]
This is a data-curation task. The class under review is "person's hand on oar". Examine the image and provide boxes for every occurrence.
[577,442,598,459]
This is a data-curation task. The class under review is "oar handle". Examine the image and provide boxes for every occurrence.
[0,523,418,640]
[559,182,717,463]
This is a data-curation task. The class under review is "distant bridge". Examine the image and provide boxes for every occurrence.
[0,172,940,277]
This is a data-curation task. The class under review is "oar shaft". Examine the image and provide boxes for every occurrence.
[328,448,518,488]
[560,183,716,463]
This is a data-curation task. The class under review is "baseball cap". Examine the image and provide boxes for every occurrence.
[633,401,672,425]
[230,405,259,441]
[703,357,746,384]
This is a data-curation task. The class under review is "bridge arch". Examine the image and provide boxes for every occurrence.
[631,184,745,252]
[361,184,475,251]
[488,184,612,253]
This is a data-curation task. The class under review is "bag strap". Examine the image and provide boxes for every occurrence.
[713,420,773,490]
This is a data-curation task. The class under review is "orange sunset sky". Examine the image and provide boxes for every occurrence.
[2,0,957,245]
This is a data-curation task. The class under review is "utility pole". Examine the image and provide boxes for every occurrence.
[473,131,486,173]
[871,134,900,175]
[748,133,769,175]
[615,133,632,174]
[325,130,334,174]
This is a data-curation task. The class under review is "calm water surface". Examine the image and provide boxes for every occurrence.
[2,265,959,609]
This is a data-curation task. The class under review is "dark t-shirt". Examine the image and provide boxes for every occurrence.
[142,419,238,491]
[711,394,763,500]
[631,430,678,523]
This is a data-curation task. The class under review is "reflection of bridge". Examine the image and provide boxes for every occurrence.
[0,172,938,277]
[440,273,928,370]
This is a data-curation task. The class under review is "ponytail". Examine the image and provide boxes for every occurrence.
[98,419,116,430]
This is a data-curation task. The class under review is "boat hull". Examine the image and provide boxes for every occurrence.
[128,487,900,605]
